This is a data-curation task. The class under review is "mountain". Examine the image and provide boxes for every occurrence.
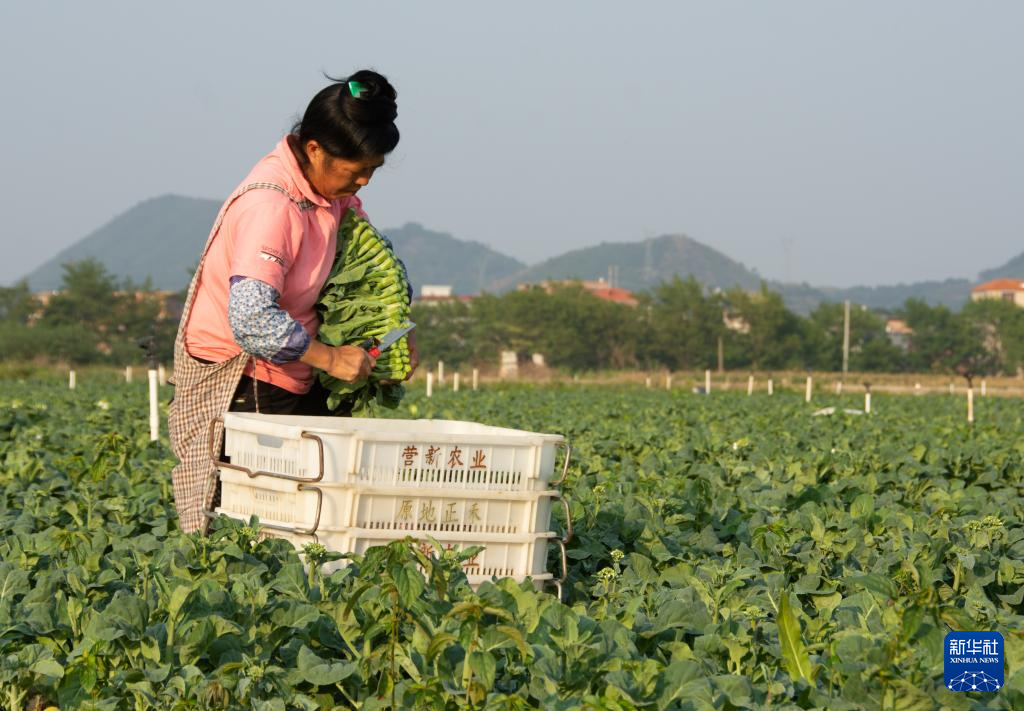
[20,195,525,296]
[978,251,1024,281]
[774,278,974,315]
[489,234,762,293]
[24,195,220,291]
[484,235,974,313]
[18,193,1016,312]
[385,222,525,295]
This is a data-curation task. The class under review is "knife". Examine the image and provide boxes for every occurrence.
[360,321,416,358]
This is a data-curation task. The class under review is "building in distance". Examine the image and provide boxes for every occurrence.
[885,318,913,350]
[413,284,475,307]
[971,279,1024,307]
[518,279,639,306]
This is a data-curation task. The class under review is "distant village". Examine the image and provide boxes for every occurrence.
[11,270,1024,376]
[409,276,1024,353]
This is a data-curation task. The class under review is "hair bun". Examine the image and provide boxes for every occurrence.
[294,69,400,161]
[340,70,398,125]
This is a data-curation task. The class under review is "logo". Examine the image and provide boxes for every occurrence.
[944,631,1004,691]
[259,245,286,266]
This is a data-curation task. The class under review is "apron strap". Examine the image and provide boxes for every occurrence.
[168,180,318,534]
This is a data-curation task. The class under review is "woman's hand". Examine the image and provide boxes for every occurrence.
[301,341,376,382]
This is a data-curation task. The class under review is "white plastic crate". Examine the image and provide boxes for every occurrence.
[206,413,572,591]
[215,509,563,588]
[219,412,566,492]
[218,467,560,535]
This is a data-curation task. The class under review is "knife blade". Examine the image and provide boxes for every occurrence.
[361,321,416,358]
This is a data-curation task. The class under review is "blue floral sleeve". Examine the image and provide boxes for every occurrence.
[227,276,311,363]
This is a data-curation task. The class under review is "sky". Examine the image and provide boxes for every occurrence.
[0,1,1021,288]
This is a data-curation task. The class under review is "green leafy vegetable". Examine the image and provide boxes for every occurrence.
[315,209,413,415]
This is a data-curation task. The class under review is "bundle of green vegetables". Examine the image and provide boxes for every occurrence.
[315,208,413,414]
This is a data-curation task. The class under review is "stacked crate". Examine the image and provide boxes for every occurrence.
[207,413,571,592]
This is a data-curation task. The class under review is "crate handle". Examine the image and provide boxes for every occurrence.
[551,440,572,487]
[206,416,326,483]
[553,494,574,545]
[547,537,568,602]
[202,417,326,536]
[203,483,325,538]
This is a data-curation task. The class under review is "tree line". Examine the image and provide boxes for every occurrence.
[3,259,1022,376]
[0,259,179,366]
[411,278,1024,376]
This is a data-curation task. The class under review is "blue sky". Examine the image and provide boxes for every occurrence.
[1,1,1021,287]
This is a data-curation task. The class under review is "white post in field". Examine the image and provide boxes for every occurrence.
[705,369,711,395]
[148,368,159,441]
[472,368,479,391]
[915,383,921,395]
[453,372,460,392]
[865,391,872,414]
[665,374,672,390]
[949,382,954,396]
[747,375,754,396]
[158,364,167,386]
[768,378,774,396]
[426,371,434,398]
[437,361,445,386]
[645,376,651,389]
[69,370,76,390]
[125,365,133,384]
[981,380,987,397]
[967,387,974,423]
[836,380,843,395]
[805,375,813,403]
[842,300,851,377]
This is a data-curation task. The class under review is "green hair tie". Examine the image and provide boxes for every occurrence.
[347,80,370,99]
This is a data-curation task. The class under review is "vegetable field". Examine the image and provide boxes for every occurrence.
[1,378,1023,709]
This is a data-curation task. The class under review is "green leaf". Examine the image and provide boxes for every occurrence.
[296,645,357,685]
[468,650,497,690]
[494,625,531,658]
[31,658,64,678]
[271,562,309,598]
[394,561,425,608]
[846,573,896,600]
[850,493,874,519]
[271,602,321,629]
[425,632,458,663]
[777,590,815,684]
[889,680,935,711]
[0,563,31,606]
[812,591,843,618]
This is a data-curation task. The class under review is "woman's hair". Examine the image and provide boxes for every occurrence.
[291,69,399,164]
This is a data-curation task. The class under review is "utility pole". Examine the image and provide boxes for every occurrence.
[842,300,851,377]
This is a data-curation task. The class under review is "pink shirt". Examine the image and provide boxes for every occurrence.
[184,136,367,393]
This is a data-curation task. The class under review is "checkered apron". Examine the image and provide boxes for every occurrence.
[168,182,317,533]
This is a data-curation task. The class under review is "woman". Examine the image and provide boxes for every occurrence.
[168,69,418,534]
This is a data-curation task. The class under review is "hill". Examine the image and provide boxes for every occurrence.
[775,278,974,315]
[486,235,975,313]
[385,222,525,295]
[18,193,1017,312]
[20,195,525,296]
[978,250,1024,281]
[24,195,220,291]
[489,234,762,293]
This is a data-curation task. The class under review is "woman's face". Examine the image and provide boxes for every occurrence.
[304,140,385,200]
